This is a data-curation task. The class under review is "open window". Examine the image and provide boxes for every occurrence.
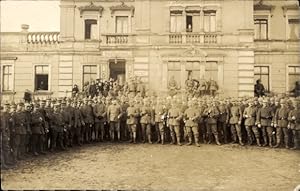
[85,19,98,40]
[35,65,49,91]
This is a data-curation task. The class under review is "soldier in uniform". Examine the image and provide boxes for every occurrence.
[198,99,207,143]
[1,103,15,169]
[256,98,274,147]
[203,100,221,145]
[126,100,139,143]
[243,99,260,146]
[184,100,200,147]
[65,99,75,146]
[167,100,183,146]
[24,103,32,155]
[154,98,167,144]
[12,103,29,160]
[140,99,153,143]
[273,99,290,148]
[73,101,85,146]
[93,97,107,142]
[44,98,53,151]
[81,98,94,143]
[217,99,230,144]
[288,99,300,150]
[107,100,122,141]
[31,103,46,156]
[50,103,65,151]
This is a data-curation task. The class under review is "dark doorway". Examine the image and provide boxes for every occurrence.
[109,59,126,85]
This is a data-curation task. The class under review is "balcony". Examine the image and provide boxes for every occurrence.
[27,32,60,44]
[169,33,220,44]
[102,34,135,45]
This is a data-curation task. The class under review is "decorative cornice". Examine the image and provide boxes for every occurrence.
[110,2,135,16]
[0,56,18,60]
[254,0,275,11]
[185,6,201,13]
[282,4,300,17]
[78,2,104,17]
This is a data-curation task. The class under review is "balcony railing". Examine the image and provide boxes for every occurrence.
[169,33,220,44]
[103,34,130,44]
[27,32,60,44]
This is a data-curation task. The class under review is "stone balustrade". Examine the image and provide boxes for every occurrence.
[169,33,219,44]
[104,34,129,44]
[27,32,60,44]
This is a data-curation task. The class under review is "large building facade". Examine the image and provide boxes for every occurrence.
[1,0,299,101]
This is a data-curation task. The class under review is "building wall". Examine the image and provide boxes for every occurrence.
[1,0,299,102]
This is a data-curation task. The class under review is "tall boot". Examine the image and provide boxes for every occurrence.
[111,132,114,142]
[170,135,175,145]
[161,134,164,145]
[117,132,121,142]
[239,137,244,146]
[133,132,137,144]
[268,136,273,147]
[262,136,268,147]
[195,136,200,147]
[274,138,281,148]
[284,137,289,149]
[256,138,262,147]
[247,135,253,145]
[156,134,161,144]
[207,134,212,144]
[128,133,133,143]
[176,136,182,146]
[186,136,192,146]
[231,134,237,144]
[214,134,221,146]
[148,135,152,144]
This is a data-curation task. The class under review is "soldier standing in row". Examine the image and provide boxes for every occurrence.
[203,101,221,145]
[107,100,122,141]
[244,99,260,146]
[81,99,94,143]
[31,103,46,156]
[168,100,182,146]
[154,98,167,144]
[140,99,152,143]
[256,99,274,147]
[184,100,200,147]
[274,99,290,148]
[73,101,84,146]
[93,97,107,142]
[288,99,300,150]
[50,104,65,152]
[218,99,230,143]
[229,99,244,145]
[126,100,139,143]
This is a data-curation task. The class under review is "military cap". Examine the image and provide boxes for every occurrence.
[280,99,286,104]
[18,102,25,107]
[53,103,61,108]
[262,98,269,103]
[61,101,66,105]
[33,103,40,107]
[40,100,46,105]
[67,98,72,103]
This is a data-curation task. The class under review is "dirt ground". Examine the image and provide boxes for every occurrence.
[1,143,299,191]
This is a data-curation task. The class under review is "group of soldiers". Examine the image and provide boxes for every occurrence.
[1,92,300,170]
[74,76,146,99]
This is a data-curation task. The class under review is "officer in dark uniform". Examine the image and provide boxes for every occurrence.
[73,101,85,146]
[93,97,107,142]
[31,103,46,156]
[203,100,221,145]
[50,103,65,152]
[274,99,290,148]
[288,99,300,150]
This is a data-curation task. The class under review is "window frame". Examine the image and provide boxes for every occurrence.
[81,64,100,88]
[33,64,51,92]
[286,65,300,92]
[82,14,99,41]
[115,16,129,34]
[1,63,15,92]
[254,12,271,41]
[286,15,300,40]
[84,19,98,40]
[254,65,271,92]
[203,10,217,33]
[254,19,268,40]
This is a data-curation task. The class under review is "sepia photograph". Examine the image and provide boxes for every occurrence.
[0,0,300,190]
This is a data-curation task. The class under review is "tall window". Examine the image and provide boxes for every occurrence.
[116,16,128,33]
[35,65,49,91]
[288,66,300,91]
[186,61,200,80]
[170,12,183,33]
[168,61,181,86]
[254,19,268,40]
[85,19,97,40]
[2,65,13,92]
[205,61,218,81]
[204,10,216,32]
[186,15,193,32]
[288,19,300,40]
[83,65,97,87]
[254,66,270,91]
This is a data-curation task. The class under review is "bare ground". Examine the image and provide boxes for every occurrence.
[1,143,300,191]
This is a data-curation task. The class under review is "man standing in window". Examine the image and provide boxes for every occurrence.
[254,79,265,97]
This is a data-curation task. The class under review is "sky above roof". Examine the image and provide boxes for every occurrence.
[1,0,60,32]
